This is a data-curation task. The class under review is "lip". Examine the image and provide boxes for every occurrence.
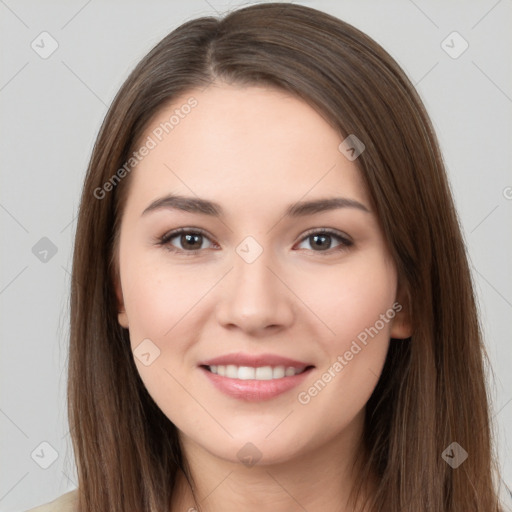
[200,366,314,401]
[198,352,315,402]
[199,352,312,368]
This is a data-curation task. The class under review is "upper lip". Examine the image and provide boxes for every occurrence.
[199,352,314,368]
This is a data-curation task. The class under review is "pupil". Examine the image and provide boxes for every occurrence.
[312,234,330,250]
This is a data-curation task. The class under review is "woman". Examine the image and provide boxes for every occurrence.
[27,2,511,511]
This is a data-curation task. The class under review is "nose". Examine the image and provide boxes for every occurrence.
[215,246,295,336]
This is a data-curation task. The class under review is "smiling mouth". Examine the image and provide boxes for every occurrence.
[201,364,314,380]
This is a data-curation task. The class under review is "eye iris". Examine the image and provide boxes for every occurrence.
[182,233,202,250]
[311,233,331,251]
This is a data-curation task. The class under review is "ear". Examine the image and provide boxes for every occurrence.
[114,273,129,329]
[390,281,412,339]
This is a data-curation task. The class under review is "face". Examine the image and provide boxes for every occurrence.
[115,83,411,466]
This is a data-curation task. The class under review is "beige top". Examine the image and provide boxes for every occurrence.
[25,490,77,512]
[24,483,512,511]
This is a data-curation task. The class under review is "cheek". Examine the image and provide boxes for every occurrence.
[121,254,213,342]
[120,257,204,423]
[298,251,397,348]
[293,252,396,424]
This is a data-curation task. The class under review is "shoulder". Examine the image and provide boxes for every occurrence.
[24,490,78,512]
[500,480,512,512]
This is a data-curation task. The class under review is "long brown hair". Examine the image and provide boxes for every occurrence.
[68,3,504,510]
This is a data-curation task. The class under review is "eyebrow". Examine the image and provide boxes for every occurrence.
[141,194,370,217]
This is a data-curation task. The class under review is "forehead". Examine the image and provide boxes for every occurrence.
[124,83,370,216]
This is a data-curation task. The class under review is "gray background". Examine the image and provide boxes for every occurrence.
[0,1,511,510]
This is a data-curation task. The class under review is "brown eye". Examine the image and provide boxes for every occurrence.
[179,233,203,250]
[296,229,353,253]
[159,229,215,254]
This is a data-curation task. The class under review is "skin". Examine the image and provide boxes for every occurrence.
[115,82,412,511]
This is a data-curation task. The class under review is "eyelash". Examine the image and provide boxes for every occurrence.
[155,227,354,256]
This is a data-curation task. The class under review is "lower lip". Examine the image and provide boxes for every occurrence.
[200,366,314,401]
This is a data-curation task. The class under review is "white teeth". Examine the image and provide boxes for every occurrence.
[272,366,285,378]
[255,366,273,380]
[238,366,256,380]
[226,365,238,379]
[207,364,306,380]
[285,367,296,377]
